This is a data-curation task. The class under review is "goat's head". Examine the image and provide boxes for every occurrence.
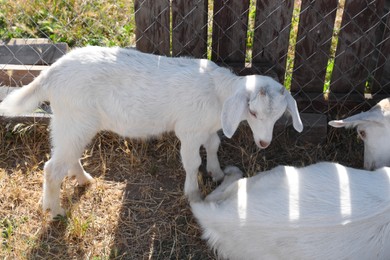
[329,98,390,170]
[221,75,303,149]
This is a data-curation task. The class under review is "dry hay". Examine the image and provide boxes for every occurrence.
[0,120,363,259]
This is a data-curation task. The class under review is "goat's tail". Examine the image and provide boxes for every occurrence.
[0,74,47,116]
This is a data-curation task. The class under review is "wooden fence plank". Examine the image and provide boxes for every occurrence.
[135,0,170,56]
[211,0,250,66]
[0,113,51,124]
[291,0,338,93]
[0,43,68,65]
[372,10,390,94]
[7,38,50,45]
[0,64,47,87]
[274,112,328,144]
[0,86,17,101]
[330,0,385,96]
[172,0,208,58]
[252,0,294,82]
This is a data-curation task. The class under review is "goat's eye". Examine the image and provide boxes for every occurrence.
[249,110,257,118]
[358,130,366,139]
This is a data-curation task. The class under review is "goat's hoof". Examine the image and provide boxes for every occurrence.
[208,168,225,182]
[76,172,94,186]
[42,201,66,220]
[48,207,66,220]
[224,166,243,178]
[186,190,203,203]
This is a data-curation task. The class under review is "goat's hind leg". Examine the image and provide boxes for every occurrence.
[43,156,93,219]
[43,117,96,219]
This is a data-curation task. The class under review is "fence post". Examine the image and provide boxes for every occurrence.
[135,0,170,56]
[252,0,294,83]
[172,0,208,58]
[372,4,390,95]
[291,0,338,94]
[211,0,250,70]
[330,0,385,98]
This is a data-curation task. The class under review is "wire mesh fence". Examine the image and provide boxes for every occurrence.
[1,2,389,258]
[1,0,390,141]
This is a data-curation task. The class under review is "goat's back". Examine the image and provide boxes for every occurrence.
[41,46,226,137]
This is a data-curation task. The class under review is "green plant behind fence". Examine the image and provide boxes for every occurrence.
[0,0,136,47]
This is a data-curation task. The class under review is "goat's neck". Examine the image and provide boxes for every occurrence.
[213,68,244,103]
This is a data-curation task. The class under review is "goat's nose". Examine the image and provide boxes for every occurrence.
[259,140,270,148]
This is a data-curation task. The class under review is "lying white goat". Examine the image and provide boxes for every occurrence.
[191,98,390,260]
[0,46,303,217]
[330,98,390,170]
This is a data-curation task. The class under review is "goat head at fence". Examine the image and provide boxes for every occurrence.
[329,98,390,170]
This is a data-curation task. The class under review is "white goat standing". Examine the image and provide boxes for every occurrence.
[0,46,303,218]
[191,98,390,260]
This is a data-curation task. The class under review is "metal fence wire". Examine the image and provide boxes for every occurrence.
[1,0,390,141]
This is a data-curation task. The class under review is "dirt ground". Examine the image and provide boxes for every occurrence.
[0,120,363,259]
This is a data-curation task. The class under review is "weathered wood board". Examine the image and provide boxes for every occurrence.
[211,0,250,65]
[135,0,170,55]
[252,0,294,83]
[0,43,68,65]
[372,10,390,95]
[0,86,17,101]
[6,38,51,45]
[172,0,208,58]
[0,64,48,87]
[291,0,338,93]
[274,112,327,144]
[330,0,385,96]
[0,113,51,124]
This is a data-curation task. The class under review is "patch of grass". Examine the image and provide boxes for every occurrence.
[1,218,15,248]
[0,0,136,47]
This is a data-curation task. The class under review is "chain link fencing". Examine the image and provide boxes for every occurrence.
[1,0,390,142]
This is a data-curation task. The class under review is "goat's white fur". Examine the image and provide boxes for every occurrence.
[0,46,303,217]
[191,98,390,260]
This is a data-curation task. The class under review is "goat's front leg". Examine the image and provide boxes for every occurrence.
[203,132,224,182]
[180,136,204,202]
[43,159,67,218]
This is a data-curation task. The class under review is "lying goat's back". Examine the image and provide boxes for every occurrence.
[191,163,390,260]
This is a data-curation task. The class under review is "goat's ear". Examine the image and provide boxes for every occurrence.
[221,91,248,138]
[328,119,351,128]
[329,109,384,128]
[285,91,303,132]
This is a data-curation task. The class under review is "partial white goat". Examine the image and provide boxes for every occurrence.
[0,46,303,218]
[191,98,390,260]
[329,98,390,170]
